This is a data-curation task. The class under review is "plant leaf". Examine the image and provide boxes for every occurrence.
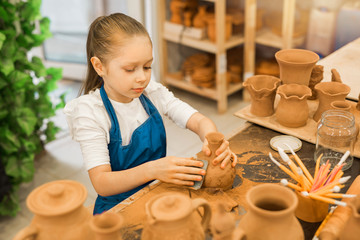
[0,32,6,50]
[0,190,20,217]
[16,108,37,136]
[8,70,32,89]
[0,58,14,76]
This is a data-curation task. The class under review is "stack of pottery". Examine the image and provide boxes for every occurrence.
[232,184,304,240]
[191,66,215,88]
[205,14,233,42]
[255,59,280,77]
[243,75,281,117]
[141,192,211,240]
[228,64,242,83]
[197,132,236,190]
[182,53,211,77]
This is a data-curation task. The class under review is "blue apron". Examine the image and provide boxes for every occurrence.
[93,85,166,214]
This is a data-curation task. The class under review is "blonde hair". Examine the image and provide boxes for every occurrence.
[80,13,151,95]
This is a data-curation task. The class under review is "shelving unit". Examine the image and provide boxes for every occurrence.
[158,0,245,113]
[243,0,306,79]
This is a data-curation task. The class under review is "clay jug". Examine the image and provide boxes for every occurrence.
[313,82,351,122]
[13,180,93,240]
[294,190,329,223]
[197,132,236,190]
[275,49,319,86]
[243,75,281,117]
[275,84,312,128]
[141,192,211,240]
[89,211,124,240]
[232,183,304,240]
[339,195,360,240]
[193,5,207,28]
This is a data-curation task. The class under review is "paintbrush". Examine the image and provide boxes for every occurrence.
[277,146,301,178]
[280,179,302,191]
[269,153,299,182]
[301,191,347,207]
[312,206,337,240]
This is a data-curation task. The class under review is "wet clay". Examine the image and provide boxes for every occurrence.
[197,132,236,190]
[243,75,281,117]
[308,65,324,100]
[275,84,312,127]
[313,82,351,122]
[141,192,211,240]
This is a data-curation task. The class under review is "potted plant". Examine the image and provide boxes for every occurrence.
[0,0,65,216]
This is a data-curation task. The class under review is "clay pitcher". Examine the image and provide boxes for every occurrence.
[141,192,211,240]
[275,49,319,86]
[13,180,93,240]
[197,132,236,190]
[89,211,124,240]
[232,183,304,240]
[339,195,360,240]
[275,84,312,128]
[243,75,281,117]
[313,82,351,122]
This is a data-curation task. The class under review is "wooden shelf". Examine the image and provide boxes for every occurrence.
[166,72,243,100]
[255,28,306,49]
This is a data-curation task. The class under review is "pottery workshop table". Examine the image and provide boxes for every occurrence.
[109,123,360,240]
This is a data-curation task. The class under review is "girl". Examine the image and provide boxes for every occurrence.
[64,13,237,214]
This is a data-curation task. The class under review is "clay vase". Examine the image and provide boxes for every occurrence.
[13,180,93,240]
[313,82,351,122]
[275,49,319,86]
[339,195,360,240]
[197,132,236,190]
[243,75,281,117]
[193,5,207,28]
[232,183,304,240]
[275,84,312,128]
[170,0,186,24]
[141,192,211,240]
[206,14,232,42]
[294,191,329,223]
[89,212,124,240]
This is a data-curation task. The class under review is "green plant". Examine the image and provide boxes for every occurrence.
[0,0,65,216]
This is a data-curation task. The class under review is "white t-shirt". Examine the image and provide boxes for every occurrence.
[64,80,198,170]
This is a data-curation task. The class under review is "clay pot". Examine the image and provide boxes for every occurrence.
[13,180,93,240]
[339,195,360,240]
[197,132,236,190]
[206,14,232,42]
[275,49,319,86]
[330,100,352,112]
[294,191,329,223]
[233,183,304,240]
[141,192,211,240]
[275,84,312,128]
[193,5,207,28]
[89,212,124,240]
[170,0,186,24]
[313,82,351,122]
[243,75,281,117]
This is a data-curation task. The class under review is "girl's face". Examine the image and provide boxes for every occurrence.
[98,35,153,103]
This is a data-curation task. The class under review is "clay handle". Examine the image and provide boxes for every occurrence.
[191,198,211,231]
[13,225,38,240]
[232,227,246,240]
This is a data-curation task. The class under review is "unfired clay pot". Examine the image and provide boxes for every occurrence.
[313,82,351,122]
[13,180,93,240]
[330,100,352,112]
[232,183,304,240]
[275,84,312,128]
[141,192,211,240]
[243,75,281,117]
[197,132,236,190]
[90,211,124,240]
[193,5,207,28]
[206,14,232,42]
[339,195,360,240]
[294,190,329,223]
[275,49,319,86]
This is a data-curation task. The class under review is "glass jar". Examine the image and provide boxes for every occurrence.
[314,110,357,171]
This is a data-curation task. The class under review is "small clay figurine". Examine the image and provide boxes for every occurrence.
[308,65,324,100]
[331,68,342,83]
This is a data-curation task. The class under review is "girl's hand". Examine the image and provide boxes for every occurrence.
[202,139,237,169]
[147,156,206,186]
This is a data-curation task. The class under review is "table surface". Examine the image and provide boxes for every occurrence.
[110,123,360,240]
[318,37,360,101]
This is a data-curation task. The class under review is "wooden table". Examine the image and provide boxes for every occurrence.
[109,123,360,240]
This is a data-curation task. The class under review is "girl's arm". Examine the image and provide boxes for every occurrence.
[88,155,205,197]
[186,112,237,168]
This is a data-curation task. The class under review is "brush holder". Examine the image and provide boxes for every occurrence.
[294,190,329,223]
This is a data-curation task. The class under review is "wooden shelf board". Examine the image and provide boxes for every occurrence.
[163,31,244,53]
[165,72,243,100]
[255,28,305,49]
